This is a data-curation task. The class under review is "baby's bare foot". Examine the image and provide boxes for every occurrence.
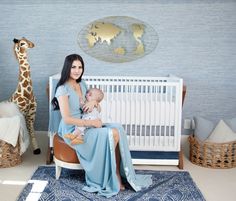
[71,137,84,145]
[64,133,77,140]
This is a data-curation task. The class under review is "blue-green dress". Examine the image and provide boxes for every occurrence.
[55,80,152,198]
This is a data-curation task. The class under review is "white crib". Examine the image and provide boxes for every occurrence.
[48,74,183,167]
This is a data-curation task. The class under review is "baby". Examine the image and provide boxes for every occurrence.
[64,88,104,145]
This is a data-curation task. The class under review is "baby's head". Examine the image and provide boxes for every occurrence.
[86,88,104,103]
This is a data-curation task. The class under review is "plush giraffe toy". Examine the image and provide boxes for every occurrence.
[10,37,41,155]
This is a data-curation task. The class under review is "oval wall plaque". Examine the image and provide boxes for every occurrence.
[78,16,158,63]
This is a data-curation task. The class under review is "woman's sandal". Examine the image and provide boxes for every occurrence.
[120,184,125,191]
[117,174,125,191]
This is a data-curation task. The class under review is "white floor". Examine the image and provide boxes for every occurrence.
[0,131,235,201]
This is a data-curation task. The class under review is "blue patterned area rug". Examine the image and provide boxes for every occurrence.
[17,166,205,201]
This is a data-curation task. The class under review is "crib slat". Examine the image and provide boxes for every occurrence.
[154,85,157,147]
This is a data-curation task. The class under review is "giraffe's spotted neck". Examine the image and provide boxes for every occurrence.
[17,51,31,81]
[14,48,32,97]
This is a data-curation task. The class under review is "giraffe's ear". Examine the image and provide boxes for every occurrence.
[13,38,19,43]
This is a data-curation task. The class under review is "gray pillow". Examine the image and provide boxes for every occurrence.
[206,120,236,143]
[225,117,236,132]
[193,116,215,141]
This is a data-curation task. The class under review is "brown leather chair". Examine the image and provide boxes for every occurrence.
[53,134,82,179]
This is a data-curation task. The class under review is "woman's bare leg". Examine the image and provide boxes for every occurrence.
[112,128,125,190]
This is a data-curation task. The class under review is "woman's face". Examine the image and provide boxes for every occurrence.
[70,60,83,80]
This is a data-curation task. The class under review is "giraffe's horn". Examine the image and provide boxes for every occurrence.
[13,38,19,43]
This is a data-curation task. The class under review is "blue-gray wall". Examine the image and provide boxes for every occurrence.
[0,0,236,132]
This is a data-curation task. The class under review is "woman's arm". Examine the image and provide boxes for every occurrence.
[58,95,102,128]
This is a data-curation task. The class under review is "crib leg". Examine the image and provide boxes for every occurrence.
[46,134,54,164]
[178,148,184,169]
[46,146,54,164]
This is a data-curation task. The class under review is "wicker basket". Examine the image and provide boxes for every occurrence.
[0,139,22,168]
[189,135,236,169]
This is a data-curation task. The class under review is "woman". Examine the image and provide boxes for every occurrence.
[52,54,152,198]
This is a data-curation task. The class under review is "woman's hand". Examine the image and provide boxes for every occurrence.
[82,100,97,113]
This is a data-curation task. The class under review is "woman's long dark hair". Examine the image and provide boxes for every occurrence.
[51,54,84,110]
